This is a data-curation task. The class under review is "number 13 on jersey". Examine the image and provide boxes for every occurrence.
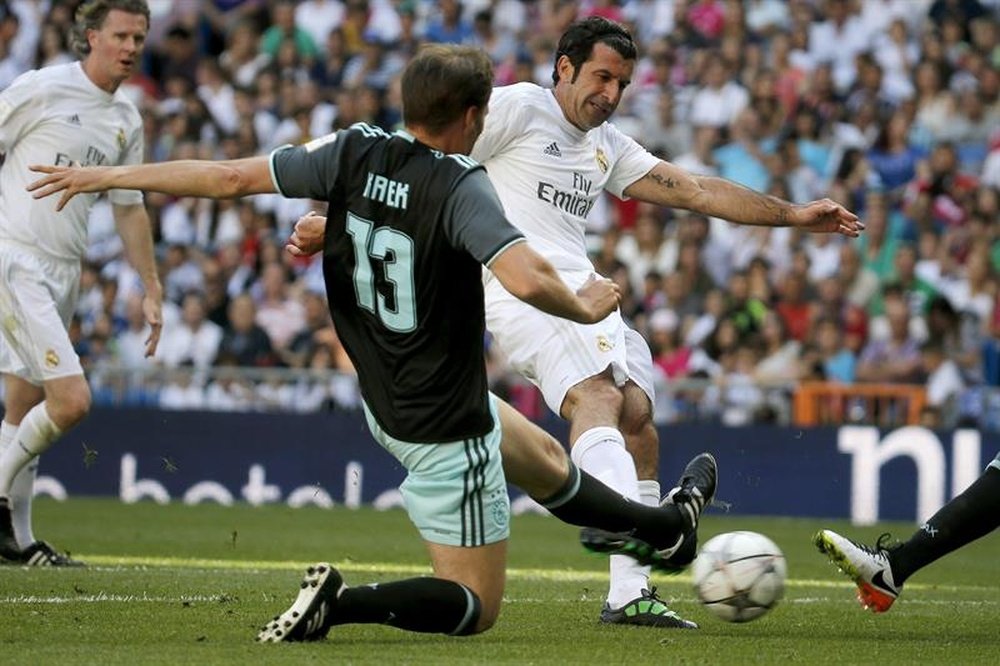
[346,212,417,333]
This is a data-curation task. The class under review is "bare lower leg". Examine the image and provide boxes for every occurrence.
[427,540,507,633]
[561,370,624,443]
[619,382,659,482]
[560,372,652,609]
[2,374,45,426]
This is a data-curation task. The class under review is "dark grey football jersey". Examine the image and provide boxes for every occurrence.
[271,124,524,441]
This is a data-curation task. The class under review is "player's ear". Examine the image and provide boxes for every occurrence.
[463,105,479,130]
[555,54,574,84]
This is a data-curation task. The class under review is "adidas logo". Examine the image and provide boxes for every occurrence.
[543,141,562,157]
[67,114,81,126]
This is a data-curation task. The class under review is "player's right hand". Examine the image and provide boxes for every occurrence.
[27,164,108,211]
[286,211,327,257]
[576,274,620,323]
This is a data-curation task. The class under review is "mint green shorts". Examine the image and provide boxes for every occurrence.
[363,396,510,547]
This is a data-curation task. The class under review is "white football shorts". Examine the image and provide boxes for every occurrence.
[484,269,655,415]
[0,242,83,383]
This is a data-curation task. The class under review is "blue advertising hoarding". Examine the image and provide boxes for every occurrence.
[27,408,998,525]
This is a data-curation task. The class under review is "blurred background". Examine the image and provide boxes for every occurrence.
[1,0,999,521]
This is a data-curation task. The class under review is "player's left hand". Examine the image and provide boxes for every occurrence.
[286,211,327,257]
[793,199,864,237]
[27,164,110,211]
[142,293,163,357]
[576,274,621,323]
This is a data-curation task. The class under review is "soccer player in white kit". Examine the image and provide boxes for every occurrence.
[470,17,863,627]
[0,0,161,565]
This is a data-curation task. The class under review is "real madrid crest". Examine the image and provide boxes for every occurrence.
[117,127,127,152]
[44,349,60,368]
[596,334,613,352]
[595,147,608,173]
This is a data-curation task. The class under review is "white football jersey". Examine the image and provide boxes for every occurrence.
[0,62,144,261]
[471,82,658,274]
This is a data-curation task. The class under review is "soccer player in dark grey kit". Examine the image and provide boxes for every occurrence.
[30,45,713,639]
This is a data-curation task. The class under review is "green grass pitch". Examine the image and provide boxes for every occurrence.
[1,498,997,664]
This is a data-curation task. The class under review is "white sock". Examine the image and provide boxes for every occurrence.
[570,427,649,609]
[0,404,61,497]
[637,479,661,508]
[0,421,37,547]
[0,421,14,456]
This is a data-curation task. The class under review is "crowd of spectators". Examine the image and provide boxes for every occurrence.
[1,0,999,428]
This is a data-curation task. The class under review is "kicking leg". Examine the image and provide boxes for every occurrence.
[815,461,1000,613]
[498,398,697,628]
[499,398,688,550]
[560,372,652,609]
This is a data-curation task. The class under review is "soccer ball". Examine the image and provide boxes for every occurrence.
[692,531,787,623]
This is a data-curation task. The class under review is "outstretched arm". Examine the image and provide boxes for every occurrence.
[28,157,276,211]
[623,160,864,236]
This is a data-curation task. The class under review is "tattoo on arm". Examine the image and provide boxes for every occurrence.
[646,172,677,189]
[758,193,791,226]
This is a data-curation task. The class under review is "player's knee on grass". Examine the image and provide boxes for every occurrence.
[454,577,501,635]
[471,601,500,634]
[428,540,506,635]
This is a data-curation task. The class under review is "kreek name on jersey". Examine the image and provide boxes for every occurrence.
[363,171,410,210]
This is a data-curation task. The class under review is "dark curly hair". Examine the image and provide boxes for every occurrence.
[552,17,637,85]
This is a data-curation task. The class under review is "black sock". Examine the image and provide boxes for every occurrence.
[537,462,685,550]
[333,577,481,635]
[891,467,1000,585]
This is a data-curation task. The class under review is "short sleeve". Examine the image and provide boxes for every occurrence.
[470,86,524,164]
[0,70,43,154]
[604,125,660,199]
[269,131,344,201]
[441,169,525,266]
